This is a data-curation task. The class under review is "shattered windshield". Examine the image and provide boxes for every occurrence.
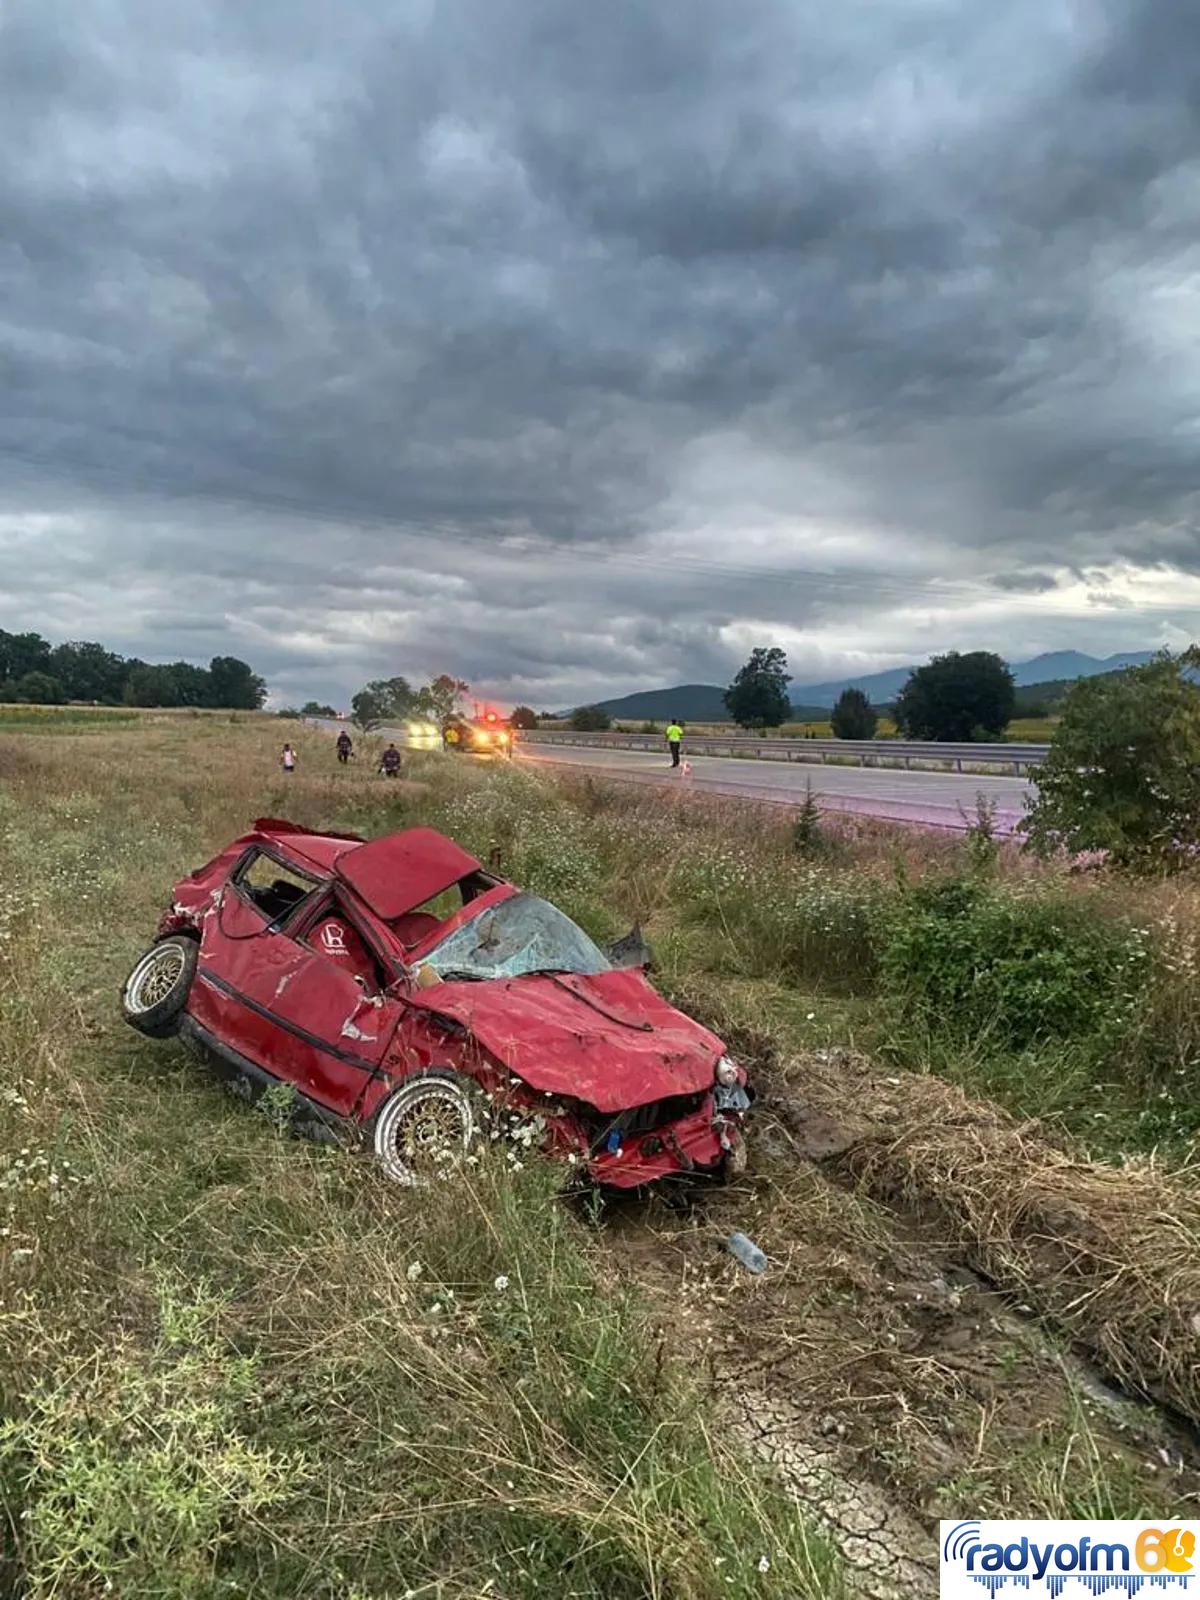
[421,893,612,981]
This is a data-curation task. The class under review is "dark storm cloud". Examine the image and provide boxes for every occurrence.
[988,571,1061,596]
[2,0,1200,705]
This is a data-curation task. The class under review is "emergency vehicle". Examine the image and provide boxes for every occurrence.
[443,706,514,757]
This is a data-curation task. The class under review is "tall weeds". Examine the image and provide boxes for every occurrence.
[0,725,843,1599]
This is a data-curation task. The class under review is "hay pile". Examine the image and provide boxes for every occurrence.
[655,978,1200,1424]
[837,1073,1200,1424]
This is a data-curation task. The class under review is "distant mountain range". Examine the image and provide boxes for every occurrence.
[574,651,1158,721]
[566,682,829,722]
[788,650,1157,708]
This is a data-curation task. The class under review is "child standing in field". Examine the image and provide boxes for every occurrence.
[281,743,297,774]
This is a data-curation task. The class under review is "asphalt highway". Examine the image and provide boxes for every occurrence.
[305,718,1033,832]
[515,740,1033,833]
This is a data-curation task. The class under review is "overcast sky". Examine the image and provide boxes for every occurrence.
[2,0,1199,708]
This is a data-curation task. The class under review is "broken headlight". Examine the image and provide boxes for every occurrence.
[714,1055,752,1114]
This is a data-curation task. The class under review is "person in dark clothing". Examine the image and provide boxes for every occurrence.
[379,743,402,778]
[336,730,353,764]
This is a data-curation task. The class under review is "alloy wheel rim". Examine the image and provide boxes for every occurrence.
[382,1084,473,1181]
[129,945,185,1011]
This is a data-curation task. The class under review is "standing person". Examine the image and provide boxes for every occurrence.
[336,729,353,764]
[665,717,683,768]
[281,743,297,774]
[379,742,402,778]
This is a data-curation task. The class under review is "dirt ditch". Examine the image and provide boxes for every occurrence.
[601,1046,1200,1598]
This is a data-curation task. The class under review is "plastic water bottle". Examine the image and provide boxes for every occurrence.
[726,1232,767,1274]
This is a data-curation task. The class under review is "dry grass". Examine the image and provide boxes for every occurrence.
[0,718,843,1599]
[4,712,1199,1596]
[652,979,1200,1496]
[835,1069,1200,1425]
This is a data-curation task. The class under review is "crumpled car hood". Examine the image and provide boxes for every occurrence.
[410,969,724,1112]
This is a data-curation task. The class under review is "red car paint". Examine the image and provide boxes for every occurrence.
[335,827,480,919]
[147,818,749,1187]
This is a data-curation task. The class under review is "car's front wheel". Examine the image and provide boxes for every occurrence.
[122,937,198,1038]
[372,1070,480,1186]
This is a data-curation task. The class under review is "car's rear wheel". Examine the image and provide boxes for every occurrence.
[122,937,197,1038]
[372,1070,480,1186]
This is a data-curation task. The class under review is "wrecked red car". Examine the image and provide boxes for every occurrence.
[121,819,752,1188]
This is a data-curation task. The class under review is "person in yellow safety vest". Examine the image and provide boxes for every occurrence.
[666,719,683,768]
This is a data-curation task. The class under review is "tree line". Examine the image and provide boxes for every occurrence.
[344,646,1017,743]
[719,645,1018,739]
[341,674,538,731]
[571,646,1018,740]
[0,631,267,709]
[316,647,1200,874]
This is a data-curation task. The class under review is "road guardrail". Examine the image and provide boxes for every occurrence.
[520,730,1049,775]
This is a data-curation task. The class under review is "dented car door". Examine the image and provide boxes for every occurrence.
[235,930,400,1116]
[191,852,399,1116]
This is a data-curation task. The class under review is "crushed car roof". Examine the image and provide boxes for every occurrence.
[250,817,364,873]
[334,825,482,920]
[249,820,484,919]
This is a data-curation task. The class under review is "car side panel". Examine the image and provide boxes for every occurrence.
[190,876,300,1070]
[355,1005,486,1126]
[188,878,395,1116]
[250,950,400,1115]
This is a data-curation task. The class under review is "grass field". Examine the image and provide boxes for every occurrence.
[0,717,1196,1597]
[0,704,143,730]
[1003,716,1058,741]
[0,704,268,732]
[0,721,843,1600]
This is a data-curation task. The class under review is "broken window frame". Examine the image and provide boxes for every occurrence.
[230,847,325,930]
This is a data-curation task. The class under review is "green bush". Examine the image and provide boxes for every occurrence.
[830,687,877,740]
[1022,648,1200,872]
[881,879,1150,1052]
[791,785,829,859]
[961,795,1001,880]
